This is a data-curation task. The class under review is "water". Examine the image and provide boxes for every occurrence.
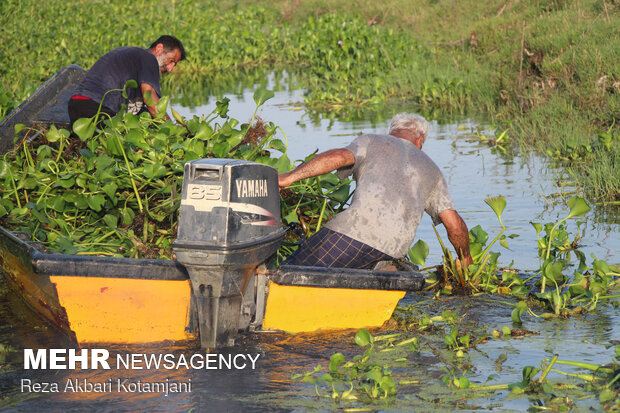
[0,75,618,412]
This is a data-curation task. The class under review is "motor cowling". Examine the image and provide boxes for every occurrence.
[173,159,285,349]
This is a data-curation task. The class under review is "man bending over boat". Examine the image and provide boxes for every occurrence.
[68,35,185,125]
[278,113,473,270]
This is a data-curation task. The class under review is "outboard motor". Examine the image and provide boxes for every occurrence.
[173,159,285,350]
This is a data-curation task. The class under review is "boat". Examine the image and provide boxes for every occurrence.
[0,226,197,345]
[0,65,86,153]
[0,222,424,347]
[0,68,426,349]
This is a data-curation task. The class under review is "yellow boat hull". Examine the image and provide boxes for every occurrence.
[2,229,422,344]
[262,281,405,333]
[0,227,197,345]
[50,276,194,344]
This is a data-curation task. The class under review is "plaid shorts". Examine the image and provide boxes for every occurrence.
[283,227,393,269]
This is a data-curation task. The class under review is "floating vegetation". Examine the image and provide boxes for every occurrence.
[457,125,513,157]
[405,194,619,320]
[469,349,620,411]
[292,329,400,404]
[298,315,620,410]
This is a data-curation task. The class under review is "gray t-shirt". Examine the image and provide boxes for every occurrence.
[324,134,455,257]
[74,47,161,114]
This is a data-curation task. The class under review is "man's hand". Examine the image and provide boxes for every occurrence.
[456,256,474,271]
[438,209,473,268]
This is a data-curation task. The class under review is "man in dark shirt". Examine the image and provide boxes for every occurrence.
[68,35,185,125]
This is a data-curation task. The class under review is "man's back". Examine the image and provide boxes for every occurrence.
[74,47,160,113]
[325,134,454,257]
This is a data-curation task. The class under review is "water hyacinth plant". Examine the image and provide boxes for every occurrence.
[417,195,517,294]
[292,328,399,404]
[0,88,348,260]
[407,194,618,323]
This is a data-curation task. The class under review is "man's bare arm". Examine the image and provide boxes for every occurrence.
[438,209,473,268]
[279,148,355,187]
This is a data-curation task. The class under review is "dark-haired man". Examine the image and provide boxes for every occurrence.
[279,113,473,270]
[68,35,185,125]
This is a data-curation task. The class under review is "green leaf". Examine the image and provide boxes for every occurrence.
[592,259,611,277]
[329,353,345,373]
[366,369,383,383]
[143,163,167,179]
[511,285,529,298]
[73,117,96,141]
[215,98,230,118]
[212,142,230,158]
[53,236,78,255]
[408,239,429,266]
[253,87,275,107]
[56,175,75,188]
[124,79,138,89]
[46,124,62,142]
[355,328,372,347]
[469,225,488,245]
[522,366,539,383]
[122,79,138,98]
[443,333,457,347]
[543,261,565,283]
[267,139,287,152]
[48,196,66,212]
[379,376,397,393]
[120,207,135,226]
[499,235,510,249]
[566,196,590,219]
[511,301,527,323]
[456,376,470,389]
[87,194,106,212]
[599,388,615,403]
[125,129,149,151]
[102,182,118,200]
[459,334,470,348]
[485,195,506,220]
[103,214,118,228]
[37,145,53,160]
[328,184,350,203]
[274,154,291,174]
[320,373,333,383]
[155,96,170,118]
[530,222,542,235]
[194,123,213,141]
[14,123,28,134]
[283,209,299,224]
[171,107,185,125]
[0,160,10,179]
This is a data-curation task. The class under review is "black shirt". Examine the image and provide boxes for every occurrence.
[74,47,161,114]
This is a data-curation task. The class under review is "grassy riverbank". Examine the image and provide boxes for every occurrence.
[218,0,619,203]
[1,0,618,201]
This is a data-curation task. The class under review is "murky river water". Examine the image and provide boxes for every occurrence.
[0,75,618,411]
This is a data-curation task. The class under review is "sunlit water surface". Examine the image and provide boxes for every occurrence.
[0,75,618,412]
